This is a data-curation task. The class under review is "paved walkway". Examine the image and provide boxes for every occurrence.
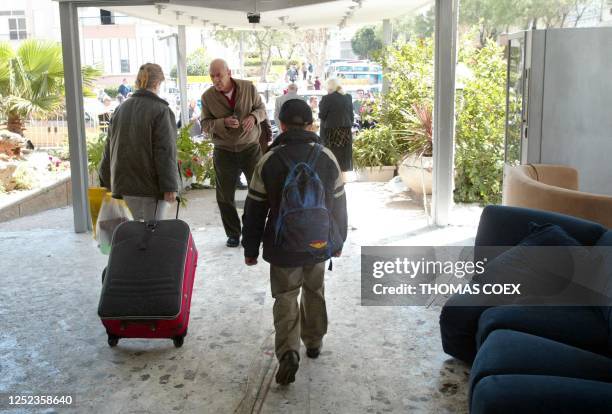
[0,182,481,414]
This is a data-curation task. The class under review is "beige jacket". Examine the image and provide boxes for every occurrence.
[201,78,267,152]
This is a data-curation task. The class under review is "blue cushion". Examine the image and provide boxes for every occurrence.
[441,219,588,363]
[476,306,609,355]
[439,293,485,363]
[470,330,612,401]
[472,375,612,414]
[475,206,606,252]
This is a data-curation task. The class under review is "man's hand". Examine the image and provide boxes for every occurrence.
[333,250,342,258]
[224,116,240,129]
[245,257,258,266]
[242,115,257,132]
[164,192,177,203]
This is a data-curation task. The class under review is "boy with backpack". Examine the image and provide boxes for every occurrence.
[242,99,348,385]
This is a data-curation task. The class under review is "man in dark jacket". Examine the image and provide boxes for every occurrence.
[242,99,348,385]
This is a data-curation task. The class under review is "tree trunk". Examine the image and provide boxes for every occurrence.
[7,111,25,136]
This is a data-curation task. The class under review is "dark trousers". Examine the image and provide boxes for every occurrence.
[213,144,262,238]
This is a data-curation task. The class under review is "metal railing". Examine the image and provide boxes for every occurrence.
[1,114,99,149]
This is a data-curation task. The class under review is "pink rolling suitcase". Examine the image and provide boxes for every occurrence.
[98,207,198,348]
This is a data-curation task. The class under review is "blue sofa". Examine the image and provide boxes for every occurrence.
[439,205,612,413]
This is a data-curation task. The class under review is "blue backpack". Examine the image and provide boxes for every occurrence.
[274,144,339,259]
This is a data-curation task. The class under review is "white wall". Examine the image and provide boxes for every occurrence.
[0,0,60,45]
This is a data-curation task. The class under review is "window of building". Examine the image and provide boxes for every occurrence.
[100,10,114,25]
[120,59,130,73]
[8,16,27,40]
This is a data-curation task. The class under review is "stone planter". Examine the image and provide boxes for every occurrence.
[398,154,433,195]
[354,166,396,182]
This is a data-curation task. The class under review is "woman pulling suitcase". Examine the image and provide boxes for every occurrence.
[99,63,179,221]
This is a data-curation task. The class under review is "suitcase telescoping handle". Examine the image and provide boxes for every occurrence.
[138,197,182,250]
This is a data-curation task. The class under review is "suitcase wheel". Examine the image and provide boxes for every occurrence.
[173,335,184,348]
[108,335,119,347]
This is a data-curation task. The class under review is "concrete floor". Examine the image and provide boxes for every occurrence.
[0,182,481,414]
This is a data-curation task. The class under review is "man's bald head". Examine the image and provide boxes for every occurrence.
[209,59,232,93]
[287,83,298,93]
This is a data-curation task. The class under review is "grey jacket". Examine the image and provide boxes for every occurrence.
[274,91,305,126]
[99,89,179,199]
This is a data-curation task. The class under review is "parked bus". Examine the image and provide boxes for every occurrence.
[325,60,383,85]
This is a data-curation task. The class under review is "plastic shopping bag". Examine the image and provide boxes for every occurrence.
[95,194,133,255]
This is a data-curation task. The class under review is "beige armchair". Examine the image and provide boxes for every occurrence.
[503,164,612,228]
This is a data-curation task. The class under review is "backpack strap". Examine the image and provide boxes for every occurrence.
[306,144,323,169]
[275,145,294,171]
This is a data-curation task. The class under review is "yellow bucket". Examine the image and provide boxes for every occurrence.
[88,187,110,237]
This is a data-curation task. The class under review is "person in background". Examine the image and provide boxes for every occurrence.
[200,58,267,248]
[307,62,314,80]
[118,78,132,98]
[99,63,178,221]
[318,78,354,173]
[301,62,308,80]
[314,77,321,90]
[308,96,318,113]
[352,89,364,116]
[102,96,114,114]
[286,65,298,83]
[242,99,348,385]
[116,94,125,106]
[274,83,303,127]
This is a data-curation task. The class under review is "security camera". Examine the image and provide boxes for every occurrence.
[247,12,261,24]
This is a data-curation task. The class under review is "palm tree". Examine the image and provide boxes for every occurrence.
[0,39,100,136]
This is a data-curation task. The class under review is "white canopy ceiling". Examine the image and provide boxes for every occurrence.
[107,0,433,30]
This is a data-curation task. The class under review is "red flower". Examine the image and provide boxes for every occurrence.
[178,159,182,166]
[185,168,193,178]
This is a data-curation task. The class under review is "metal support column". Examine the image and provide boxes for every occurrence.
[432,0,459,226]
[177,25,189,127]
[59,1,90,233]
[382,18,393,94]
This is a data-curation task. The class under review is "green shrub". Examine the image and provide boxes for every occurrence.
[377,39,434,130]
[103,87,119,98]
[87,133,107,174]
[353,125,400,168]
[374,36,507,204]
[454,40,507,205]
[13,165,35,190]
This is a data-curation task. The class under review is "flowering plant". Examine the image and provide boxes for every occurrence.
[176,122,215,186]
[47,155,69,173]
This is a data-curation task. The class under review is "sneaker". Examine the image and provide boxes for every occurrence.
[226,236,240,248]
[276,350,299,385]
[306,347,321,359]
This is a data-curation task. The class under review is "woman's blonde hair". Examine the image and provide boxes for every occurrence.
[326,78,345,95]
[135,63,165,90]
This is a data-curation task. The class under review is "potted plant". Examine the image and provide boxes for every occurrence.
[352,125,398,182]
[396,102,433,196]
[87,133,107,186]
[176,122,215,189]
